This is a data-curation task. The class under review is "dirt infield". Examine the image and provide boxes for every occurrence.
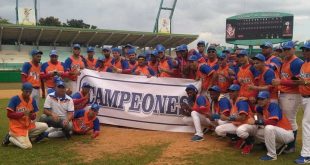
[0,89,21,99]
[71,126,227,164]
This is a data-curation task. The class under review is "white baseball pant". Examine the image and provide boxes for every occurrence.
[182,111,213,137]
[255,125,294,159]
[67,80,78,94]
[9,122,48,149]
[236,124,258,139]
[301,97,310,157]
[31,88,40,106]
[215,123,238,137]
[279,93,301,131]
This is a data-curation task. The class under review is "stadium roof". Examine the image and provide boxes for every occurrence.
[0,24,198,48]
[227,12,293,20]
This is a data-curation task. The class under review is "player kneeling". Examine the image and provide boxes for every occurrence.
[72,103,100,139]
[215,84,256,155]
[181,84,212,142]
[254,91,294,161]
[2,83,48,149]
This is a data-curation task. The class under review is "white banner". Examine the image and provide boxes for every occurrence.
[158,18,170,34]
[18,7,36,25]
[77,69,201,133]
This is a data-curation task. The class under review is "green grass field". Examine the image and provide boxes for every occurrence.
[0,98,305,165]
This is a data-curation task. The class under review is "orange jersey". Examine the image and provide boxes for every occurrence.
[207,58,218,68]
[158,58,174,77]
[21,62,41,87]
[73,110,96,134]
[85,58,97,70]
[104,57,114,68]
[279,55,304,93]
[128,61,138,70]
[7,95,38,136]
[230,98,254,126]
[237,64,257,98]
[132,65,154,76]
[65,55,85,81]
[256,67,278,100]
[216,65,231,93]
[196,63,214,90]
[41,61,65,88]
[266,55,281,77]
[148,61,158,75]
[299,61,310,95]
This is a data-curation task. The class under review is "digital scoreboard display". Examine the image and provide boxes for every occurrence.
[226,16,293,41]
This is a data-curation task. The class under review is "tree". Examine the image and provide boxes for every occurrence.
[0,17,12,24]
[38,16,62,26]
[64,19,97,29]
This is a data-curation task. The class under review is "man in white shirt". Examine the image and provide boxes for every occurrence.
[39,81,74,139]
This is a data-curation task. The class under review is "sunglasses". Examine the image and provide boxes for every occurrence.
[198,45,205,48]
[283,48,291,51]
[208,50,216,53]
[302,48,310,52]
[257,98,266,101]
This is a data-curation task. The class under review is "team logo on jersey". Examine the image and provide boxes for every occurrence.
[71,64,81,71]
[281,72,290,78]
[29,71,39,80]
[300,72,310,79]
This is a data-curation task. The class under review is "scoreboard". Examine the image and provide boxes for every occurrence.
[226,12,293,43]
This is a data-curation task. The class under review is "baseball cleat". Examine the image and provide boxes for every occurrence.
[260,155,277,161]
[241,144,253,155]
[191,135,204,142]
[235,139,245,149]
[295,156,310,164]
[2,134,10,147]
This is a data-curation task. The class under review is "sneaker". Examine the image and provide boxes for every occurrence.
[235,139,245,149]
[260,155,277,161]
[284,147,296,154]
[277,144,288,155]
[295,156,310,164]
[241,144,253,155]
[191,135,204,142]
[33,132,49,143]
[2,134,10,146]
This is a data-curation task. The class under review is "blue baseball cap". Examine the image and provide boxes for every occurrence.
[237,50,248,56]
[111,47,121,54]
[54,76,62,83]
[188,55,198,61]
[185,84,198,93]
[208,85,221,92]
[90,103,100,112]
[222,49,231,54]
[257,91,270,99]
[179,44,188,51]
[127,48,136,55]
[124,44,133,48]
[22,82,33,91]
[156,44,165,53]
[228,84,240,91]
[87,47,95,52]
[49,50,58,56]
[252,53,266,62]
[151,50,158,56]
[56,81,65,88]
[73,44,81,49]
[207,46,216,51]
[102,47,111,51]
[218,53,227,59]
[260,41,273,48]
[282,41,295,49]
[175,46,181,52]
[197,40,206,46]
[301,41,310,49]
[137,53,146,59]
[97,56,106,61]
[82,82,92,88]
[273,45,283,51]
[30,49,43,56]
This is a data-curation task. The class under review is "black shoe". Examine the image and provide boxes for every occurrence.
[2,134,10,146]
[34,132,49,143]
[63,130,71,140]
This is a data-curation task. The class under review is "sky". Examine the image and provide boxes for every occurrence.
[0,0,309,48]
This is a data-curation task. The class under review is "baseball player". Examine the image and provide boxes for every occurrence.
[39,81,74,139]
[85,47,97,70]
[181,84,211,142]
[206,46,219,71]
[64,44,86,93]
[197,40,208,60]
[40,50,68,93]
[254,91,294,161]
[123,44,133,60]
[212,53,235,95]
[260,41,282,77]
[174,45,189,78]
[101,47,114,68]
[72,82,92,111]
[132,54,155,77]
[235,50,259,106]
[1,83,48,149]
[96,56,113,72]
[110,47,131,74]
[21,49,43,106]
[249,54,278,103]
[72,103,100,139]
[284,41,310,164]
[272,46,283,59]
[272,40,304,153]
[157,44,176,77]
[127,48,138,70]
[148,50,159,76]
